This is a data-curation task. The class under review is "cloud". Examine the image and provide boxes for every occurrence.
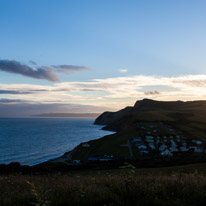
[0,90,32,94]
[0,60,59,82]
[0,98,28,103]
[173,79,206,87]
[144,91,160,95]
[1,74,206,111]
[119,69,128,73]
[47,65,90,74]
[0,89,50,94]
[29,60,37,66]
[0,60,90,82]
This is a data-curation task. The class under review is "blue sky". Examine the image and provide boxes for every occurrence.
[0,0,206,115]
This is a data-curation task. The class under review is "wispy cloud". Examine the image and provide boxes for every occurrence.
[0,60,90,82]
[119,69,128,73]
[144,91,160,95]
[29,60,37,66]
[1,74,206,110]
[0,98,27,103]
[0,89,49,94]
[47,65,90,74]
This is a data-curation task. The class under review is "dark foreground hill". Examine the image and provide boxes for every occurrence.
[1,163,206,206]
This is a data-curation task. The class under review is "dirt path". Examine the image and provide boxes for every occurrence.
[26,180,42,206]
[127,140,135,159]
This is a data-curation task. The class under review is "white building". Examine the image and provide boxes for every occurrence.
[176,136,181,142]
[161,149,173,157]
[159,144,167,151]
[133,137,142,143]
[169,136,174,140]
[156,136,160,143]
[82,143,90,147]
[182,141,187,147]
[146,136,154,143]
[180,146,189,152]
[170,140,178,152]
[148,143,156,150]
[138,145,147,150]
[163,136,167,143]
[73,160,81,164]
[139,150,149,154]
[192,140,202,145]
[189,146,203,153]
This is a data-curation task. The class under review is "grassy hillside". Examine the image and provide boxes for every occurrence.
[1,163,206,206]
[69,99,206,164]
[95,99,206,138]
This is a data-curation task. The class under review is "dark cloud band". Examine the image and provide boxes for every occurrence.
[0,90,32,94]
[0,60,90,82]
[144,91,160,95]
[0,60,59,82]
[49,65,90,74]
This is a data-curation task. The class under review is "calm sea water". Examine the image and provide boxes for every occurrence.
[0,118,113,165]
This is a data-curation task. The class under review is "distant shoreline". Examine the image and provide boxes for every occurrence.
[33,113,100,118]
[0,113,100,118]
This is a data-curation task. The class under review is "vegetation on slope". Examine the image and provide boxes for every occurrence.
[1,163,206,206]
[94,99,206,139]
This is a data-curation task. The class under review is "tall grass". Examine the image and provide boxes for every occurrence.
[1,170,206,206]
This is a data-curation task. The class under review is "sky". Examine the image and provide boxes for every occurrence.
[1,0,206,115]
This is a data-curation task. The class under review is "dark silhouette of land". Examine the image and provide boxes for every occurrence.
[1,99,206,206]
[33,113,100,118]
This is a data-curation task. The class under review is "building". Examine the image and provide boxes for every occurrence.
[133,137,142,143]
[148,143,156,150]
[82,143,90,147]
[161,149,173,157]
[146,136,154,143]
[163,136,167,143]
[189,146,203,153]
[139,150,149,155]
[88,157,98,161]
[180,146,188,152]
[169,136,174,140]
[88,154,99,161]
[156,136,160,143]
[192,140,202,145]
[73,160,81,164]
[138,144,147,150]
[159,143,167,151]
[170,140,178,152]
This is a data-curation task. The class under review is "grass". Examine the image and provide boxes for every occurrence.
[71,131,133,161]
[1,164,206,206]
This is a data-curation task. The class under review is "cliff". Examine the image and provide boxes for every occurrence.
[94,99,206,132]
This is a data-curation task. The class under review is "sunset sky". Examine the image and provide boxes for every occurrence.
[1,0,206,115]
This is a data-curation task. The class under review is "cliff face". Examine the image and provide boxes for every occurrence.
[94,99,206,132]
[94,106,133,125]
[94,106,133,131]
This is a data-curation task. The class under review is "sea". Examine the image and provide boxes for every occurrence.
[0,117,114,166]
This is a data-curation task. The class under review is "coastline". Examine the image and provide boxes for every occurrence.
[29,154,64,166]
[0,118,113,167]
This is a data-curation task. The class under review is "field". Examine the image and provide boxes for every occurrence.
[1,163,206,206]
